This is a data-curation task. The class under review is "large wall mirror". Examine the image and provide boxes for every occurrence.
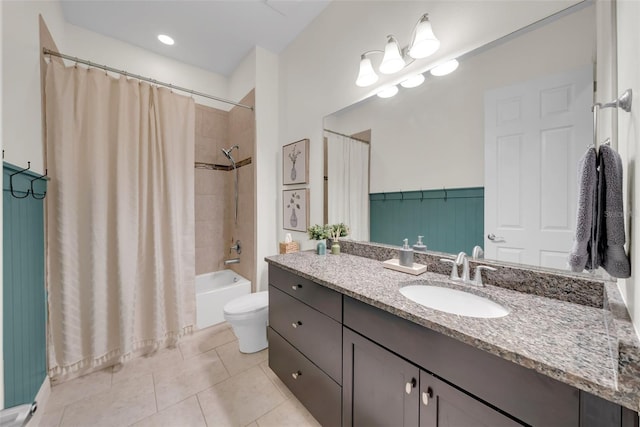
[324,2,596,272]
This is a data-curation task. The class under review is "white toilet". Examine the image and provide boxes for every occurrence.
[223,291,269,353]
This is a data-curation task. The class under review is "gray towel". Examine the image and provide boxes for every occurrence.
[568,147,598,272]
[597,145,631,278]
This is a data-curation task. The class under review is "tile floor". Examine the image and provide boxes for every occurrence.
[38,323,320,427]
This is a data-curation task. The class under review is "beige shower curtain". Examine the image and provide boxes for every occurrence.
[45,60,195,376]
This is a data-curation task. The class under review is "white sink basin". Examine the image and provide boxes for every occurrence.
[399,285,509,318]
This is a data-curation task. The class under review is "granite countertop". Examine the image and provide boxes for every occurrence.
[265,250,640,412]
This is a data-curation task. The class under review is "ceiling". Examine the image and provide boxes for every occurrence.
[60,0,331,76]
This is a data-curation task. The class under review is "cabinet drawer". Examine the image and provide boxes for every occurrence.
[268,327,342,427]
[269,285,342,383]
[269,265,342,321]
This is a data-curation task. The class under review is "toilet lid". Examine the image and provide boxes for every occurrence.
[223,291,268,315]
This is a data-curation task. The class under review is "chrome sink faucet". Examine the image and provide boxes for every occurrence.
[456,252,471,282]
[440,252,496,287]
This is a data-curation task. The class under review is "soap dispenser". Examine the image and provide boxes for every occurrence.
[399,238,414,267]
[413,236,427,252]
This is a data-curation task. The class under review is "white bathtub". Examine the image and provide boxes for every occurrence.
[196,270,251,329]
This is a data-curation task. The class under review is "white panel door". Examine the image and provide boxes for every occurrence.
[484,66,592,269]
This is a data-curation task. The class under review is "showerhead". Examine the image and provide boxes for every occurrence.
[221,145,239,165]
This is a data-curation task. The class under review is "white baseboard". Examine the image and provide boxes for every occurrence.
[25,376,51,426]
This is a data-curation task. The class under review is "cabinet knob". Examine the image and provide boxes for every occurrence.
[291,321,302,328]
[291,371,302,380]
[405,378,416,394]
[422,388,433,406]
[291,284,302,291]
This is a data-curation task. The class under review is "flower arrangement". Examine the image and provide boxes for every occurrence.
[307,223,349,241]
[307,224,330,240]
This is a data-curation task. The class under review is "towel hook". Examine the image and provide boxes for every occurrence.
[9,162,32,199]
[30,169,48,200]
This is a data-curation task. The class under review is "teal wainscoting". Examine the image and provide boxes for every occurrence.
[370,187,484,254]
[3,162,48,408]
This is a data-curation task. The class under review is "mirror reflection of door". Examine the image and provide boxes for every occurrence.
[484,65,593,269]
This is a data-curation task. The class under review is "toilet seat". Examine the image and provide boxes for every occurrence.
[223,291,268,319]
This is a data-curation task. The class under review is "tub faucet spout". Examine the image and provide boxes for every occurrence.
[224,258,240,265]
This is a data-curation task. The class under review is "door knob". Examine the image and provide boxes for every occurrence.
[405,378,416,394]
[487,233,505,242]
[422,388,433,406]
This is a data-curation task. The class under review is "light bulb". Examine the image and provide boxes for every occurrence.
[379,36,405,75]
[356,55,379,87]
[376,85,399,98]
[430,59,459,76]
[400,74,425,88]
[408,14,440,59]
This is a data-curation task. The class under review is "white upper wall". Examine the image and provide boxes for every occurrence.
[2,0,231,174]
[278,0,583,247]
[327,5,595,194]
[2,1,66,173]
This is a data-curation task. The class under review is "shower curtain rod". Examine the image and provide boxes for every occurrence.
[43,48,254,111]
[324,129,370,144]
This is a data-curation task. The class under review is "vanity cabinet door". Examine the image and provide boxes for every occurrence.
[419,371,523,427]
[343,328,419,427]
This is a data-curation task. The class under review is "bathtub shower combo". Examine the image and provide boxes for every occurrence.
[194,145,269,353]
[196,270,250,328]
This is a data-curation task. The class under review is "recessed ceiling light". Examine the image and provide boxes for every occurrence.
[158,34,175,46]
[430,59,459,77]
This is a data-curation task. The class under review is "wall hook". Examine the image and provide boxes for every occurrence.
[443,187,448,202]
[420,190,425,202]
[30,169,48,200]
[10,162,32,199]
[400,191,404,201]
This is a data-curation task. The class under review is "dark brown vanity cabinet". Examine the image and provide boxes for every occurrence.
[267,265,342,426]
[343,328,520,427]
[268,265,638,427]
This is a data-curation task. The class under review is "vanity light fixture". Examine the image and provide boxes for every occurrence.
[379,36,406,74]
[356,55,379,87]
[355,13,440,87]
[157,34,175,46]
[430,59,459,76]
[400,74,425,88]
[376,85,399,99]
[408,13,440,59]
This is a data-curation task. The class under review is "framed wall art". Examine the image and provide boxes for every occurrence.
[283,139,309,185]
[283,189,309,232]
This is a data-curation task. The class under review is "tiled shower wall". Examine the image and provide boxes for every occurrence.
[227,91,256,287]
[194,90,256,289]
[195,104,230,275]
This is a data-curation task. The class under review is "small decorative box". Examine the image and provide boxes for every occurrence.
[279,241,300,254]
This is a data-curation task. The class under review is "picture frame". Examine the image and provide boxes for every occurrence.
[283,139,309,185]
[283,189,309,232]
